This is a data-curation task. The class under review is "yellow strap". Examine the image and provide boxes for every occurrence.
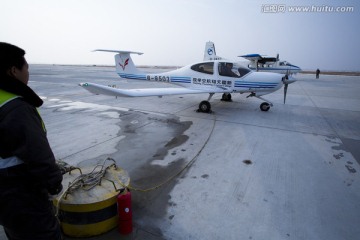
[0,89,46,133]
[0,89,20,107]
[37,108,47,133]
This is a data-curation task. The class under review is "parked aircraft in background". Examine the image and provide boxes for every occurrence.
[240,53,301,75]
[204,41,301,76]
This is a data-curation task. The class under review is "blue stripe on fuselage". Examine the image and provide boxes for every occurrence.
[249,67,300,71]
[235,81,278,89]
[170,76,191,84]
[118,73,147,80]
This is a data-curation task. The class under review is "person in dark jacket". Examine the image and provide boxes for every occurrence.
[0,42,63,240]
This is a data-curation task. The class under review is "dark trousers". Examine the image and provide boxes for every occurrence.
[0,185,62,240]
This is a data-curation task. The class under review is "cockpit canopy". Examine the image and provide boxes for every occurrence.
[191,62,214,74]
[191,62,251,78]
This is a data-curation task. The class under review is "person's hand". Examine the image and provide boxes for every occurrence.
[48,183,63,195]
[48,185,63,200]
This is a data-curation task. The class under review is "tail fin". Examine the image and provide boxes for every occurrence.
[94,49,143,74]
[203,41,222,61]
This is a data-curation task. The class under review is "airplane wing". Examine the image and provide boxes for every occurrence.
[79,82,229,97]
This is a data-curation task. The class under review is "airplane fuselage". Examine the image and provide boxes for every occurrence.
[247,61,301,75]
[117,61,283,97]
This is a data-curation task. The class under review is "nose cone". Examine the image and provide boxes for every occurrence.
[283,75,297,85]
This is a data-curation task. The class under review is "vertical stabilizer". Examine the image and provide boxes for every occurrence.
[93,49,143,75]
[203,41,222,61]
[114,52,141,74]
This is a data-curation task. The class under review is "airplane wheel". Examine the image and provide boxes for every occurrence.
[199,101,211,113]
[221,93,232,102]
[260,102,270,111]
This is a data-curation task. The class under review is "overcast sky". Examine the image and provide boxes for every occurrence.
[1,0,359,71]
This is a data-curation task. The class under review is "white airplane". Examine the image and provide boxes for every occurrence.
[79,49,296,113]
[203,41,301,76]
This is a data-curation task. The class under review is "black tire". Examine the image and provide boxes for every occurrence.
[221,93,232,102]
[199,101,211,113]
[260,102,270,111]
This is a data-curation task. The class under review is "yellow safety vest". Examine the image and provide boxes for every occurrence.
[0,89,24,168]
[0,89,45,168]
[0,88,46,132]
[0,89,20,107]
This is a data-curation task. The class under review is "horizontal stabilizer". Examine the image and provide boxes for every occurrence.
[93,49,143,55]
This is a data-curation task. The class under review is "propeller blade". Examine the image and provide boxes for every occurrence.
[282,73,296,104]
[284,83,288,104]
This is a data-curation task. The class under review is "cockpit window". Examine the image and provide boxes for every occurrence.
[218,62,250,78]
[191,62,214,75]
[238,66,251,77]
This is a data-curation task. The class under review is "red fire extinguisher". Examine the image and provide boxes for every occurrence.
[117,188,133,234]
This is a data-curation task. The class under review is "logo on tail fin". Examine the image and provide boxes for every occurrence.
[119,58,129,70]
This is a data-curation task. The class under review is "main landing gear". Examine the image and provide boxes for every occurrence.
[221,93,232,102]
[197,93,215,113]
[198,101,211,113]
[197,93,233,113]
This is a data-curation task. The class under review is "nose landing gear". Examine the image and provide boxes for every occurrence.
[260,102,271,111]
[247,92,273,111]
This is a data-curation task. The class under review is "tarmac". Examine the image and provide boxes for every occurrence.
[1,65,360,240]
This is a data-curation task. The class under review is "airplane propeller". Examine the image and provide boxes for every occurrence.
[283,78,288,104]
[282,69,296,104]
